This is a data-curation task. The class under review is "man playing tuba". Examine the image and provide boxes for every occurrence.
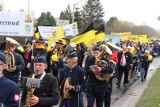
[3,37,25,84]
[85,45,113,107]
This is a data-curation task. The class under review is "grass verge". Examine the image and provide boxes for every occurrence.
[136,68,160,107]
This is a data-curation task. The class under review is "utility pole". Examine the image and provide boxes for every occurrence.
[72,0,84,23]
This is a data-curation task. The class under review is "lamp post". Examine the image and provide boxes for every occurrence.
[72,0,84,23]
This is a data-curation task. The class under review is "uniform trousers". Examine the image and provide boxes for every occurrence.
[86,90,104,107]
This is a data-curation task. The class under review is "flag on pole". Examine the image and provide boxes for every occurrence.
[71,22,96,45]
[95,24,105,42]
[48,26,66,44]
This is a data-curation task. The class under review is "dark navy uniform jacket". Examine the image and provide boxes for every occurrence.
[3,52,25,83]
[0,76,20,107]
[59,65,86,107]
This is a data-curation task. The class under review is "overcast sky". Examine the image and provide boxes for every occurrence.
[1,0,160,30]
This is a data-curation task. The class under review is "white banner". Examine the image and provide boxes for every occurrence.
[38,26,57,39]
[38,22,78,39]
[0,11,34,36]
[63,22,78,36]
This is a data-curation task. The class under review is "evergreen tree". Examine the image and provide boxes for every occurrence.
[59,11,66,19]
[37,12,56,26]
[74,7,82,30]
[59,4,72,24]
[81,0,105,30]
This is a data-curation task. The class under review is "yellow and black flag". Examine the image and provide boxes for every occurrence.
[34,27,41,39]
[95,24,105,42]
[71,22,96,45]
[48,26,66,45]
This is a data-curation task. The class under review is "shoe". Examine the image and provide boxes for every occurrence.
[141,80,144,82]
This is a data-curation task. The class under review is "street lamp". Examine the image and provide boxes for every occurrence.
[72,0,84,23]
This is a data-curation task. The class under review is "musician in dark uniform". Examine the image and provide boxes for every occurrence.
[104,44,120,107]
[0,51,20,107]
[3,37,25,83]
[86,46,113,107]
[21,56,59,107]
[59,50,86,107]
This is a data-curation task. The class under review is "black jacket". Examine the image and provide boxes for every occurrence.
[117,51,133,70]
[21,73,59,107]
[86,56,113,94]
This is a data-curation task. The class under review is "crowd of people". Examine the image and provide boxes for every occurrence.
[0,37,158,107]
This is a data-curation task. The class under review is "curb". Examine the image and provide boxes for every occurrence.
[111,57,160,107]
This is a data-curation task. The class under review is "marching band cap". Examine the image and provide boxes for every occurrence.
[92,46,102,51]
[67,50,77,58]
[0,51,6,64]
[33,56,47,63]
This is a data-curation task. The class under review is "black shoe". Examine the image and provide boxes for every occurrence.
[141,80,144,82]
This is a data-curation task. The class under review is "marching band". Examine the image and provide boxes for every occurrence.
[0,37,155,107]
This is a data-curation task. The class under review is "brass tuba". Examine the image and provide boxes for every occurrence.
[60,77,72,99]
[4,37,19,70]
[95,44,112,81]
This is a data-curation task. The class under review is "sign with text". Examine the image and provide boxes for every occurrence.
[63,22,78,36]
[38,26,57,39]
[0,11,34,36]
